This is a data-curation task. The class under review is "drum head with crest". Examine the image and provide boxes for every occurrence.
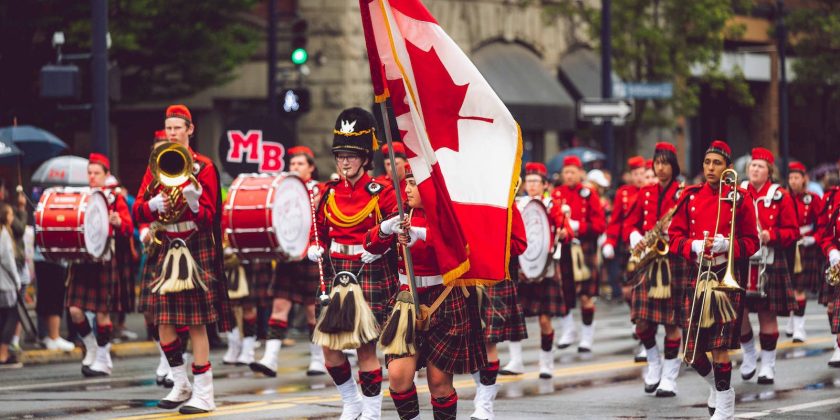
[82,190,110,259]
[271,174,312,261]
[518,198,552,281]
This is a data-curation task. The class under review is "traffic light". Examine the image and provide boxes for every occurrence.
[290,18,308,65]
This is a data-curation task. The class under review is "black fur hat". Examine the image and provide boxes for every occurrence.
[332,107,379,169]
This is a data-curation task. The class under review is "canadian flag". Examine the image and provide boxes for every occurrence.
[360,0,522,284]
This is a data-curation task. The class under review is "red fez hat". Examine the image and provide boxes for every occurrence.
[381,142,407,159]
[563,155,583,169]
[789,161,806,174]
[89,153,110,171]
[751,147,775,165]
[627,155,645,170]
[655,142,677,154]
[154,130,167,142]
[706,140,731,162]
[646,159,653,170]
[288,145,314,159]
[165,104,192,123]
[404,162,413,178]
[525,162,548,178]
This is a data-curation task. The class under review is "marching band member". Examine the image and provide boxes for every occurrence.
[250,146,327,377]
[644,159,657,186]
[134,105,233,414]
[366,163,486,420]
[307,108,398,420]
[503,162,571,378]
[668,140,759,419]
[552,156,606,352]
[623,143,686,396]
[375,141,408,202]
[220,248,272,368]
[737,147,799,385]
[66,153,133,377]
[472,203,529,420]
[817,177,840,367]
[785,161,824,342]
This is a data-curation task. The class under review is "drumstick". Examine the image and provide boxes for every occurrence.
[309,186,330,305]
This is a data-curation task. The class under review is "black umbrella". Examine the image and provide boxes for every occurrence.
[0,125,68,166]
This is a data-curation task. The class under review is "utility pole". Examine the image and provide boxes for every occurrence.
[91,0,109,156]
[601,0,615,178]
[777,0,789,178]
[268,0,278,117]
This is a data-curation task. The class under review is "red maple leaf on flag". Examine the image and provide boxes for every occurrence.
[405,41,493,153]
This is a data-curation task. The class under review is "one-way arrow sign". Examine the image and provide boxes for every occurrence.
[577,98,634,125]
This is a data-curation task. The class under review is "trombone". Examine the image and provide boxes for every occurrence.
[683,169,742,365]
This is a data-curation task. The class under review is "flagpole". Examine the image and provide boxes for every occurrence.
[377,101,420,314]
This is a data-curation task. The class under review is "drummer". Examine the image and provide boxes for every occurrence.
[66,153,133,377]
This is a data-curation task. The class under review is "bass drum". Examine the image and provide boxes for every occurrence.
[35,187,111,262]
[223,172,312,261]
[517,198,553,283]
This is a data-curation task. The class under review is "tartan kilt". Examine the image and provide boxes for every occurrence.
[482,279,528,344]
[136,253,155,314]
[559,239,599,309]
[681,262,744,356]
[65,257,121,313]
[328,255,399,326]
[742,249,797,316]
[819,278,837,306]
[271,260,320,306]
[145,230,231,328]
[517,264,567,317]
[831,292,840,334]
[238,261,274,307]
[792,245,824,293]
[114,241,136,313]
[630,254,688,327]
[386,286,487,375]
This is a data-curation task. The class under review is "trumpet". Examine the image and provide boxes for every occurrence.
[683,168,742,365]
[149,142,199,223]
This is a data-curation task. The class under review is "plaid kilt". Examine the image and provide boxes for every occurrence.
[136,253,155,314]
[819,276,837,305]
[681,262,744,356]
[792,245,824,293]
[114,238,136,313]
[145,230,232,329]
[386,286,487,375]
[831,292,840,334]
[742,249,797,315]
[517,264,567,317]
[328,255,399,326]
[630,254,688,327]
[65,257,121,313]
[237,261,274,307]
[271,260,319,306]
[559,239,599,309]
[482,279,528,344]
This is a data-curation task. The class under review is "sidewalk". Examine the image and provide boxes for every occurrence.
[21,340,159,365]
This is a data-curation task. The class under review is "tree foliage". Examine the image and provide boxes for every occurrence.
[546,0,753,145]
[0,0,259,125]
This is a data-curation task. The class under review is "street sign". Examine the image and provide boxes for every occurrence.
[615,82,673,99]
[577,98,633,125]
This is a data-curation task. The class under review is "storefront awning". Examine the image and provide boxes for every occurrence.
[473,43,575,131]
[558,47,623,100]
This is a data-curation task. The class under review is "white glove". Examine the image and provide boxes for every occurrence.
[800,225,813,236]
[830,249,840,267]
[307,245,324,262]
[711,234,729,253]
[691,240,705,256]
[629,231,644,249]
[147,193,165,214]
[380,216,401,236]
[407,227,427,247]
[139,227,150,243]
[802,236,816,247]
[360,251,382,264]
[602,244,615,259]
[182,183,202,213]
[569,219,580,234]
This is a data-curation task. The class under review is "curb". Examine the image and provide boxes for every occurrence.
[21,341,159,365]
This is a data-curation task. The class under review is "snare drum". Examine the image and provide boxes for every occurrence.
[223,173,312,261]
[35,187,111,262]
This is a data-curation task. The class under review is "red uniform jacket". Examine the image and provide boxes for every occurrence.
[792,190,823,237]
[604,184,639,248]
[818,187,840,255]
[623,180,682,241]
[133,149,219,230]
[104,188,134,238]
[550,183,606,240]
[311,172,396,261]
[743,182,800,248]
[365,208,439,277]
[668,183,760,262]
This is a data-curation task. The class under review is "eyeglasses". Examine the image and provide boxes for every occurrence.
[335,154,362,162]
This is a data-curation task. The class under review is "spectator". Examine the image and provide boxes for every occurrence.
[0,202,22,368]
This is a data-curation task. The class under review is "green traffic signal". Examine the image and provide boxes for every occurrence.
[291,48,308,65]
